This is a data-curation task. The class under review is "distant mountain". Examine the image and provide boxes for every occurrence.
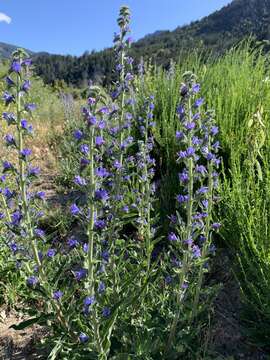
[0,42,33,59]
[2,0,270,87]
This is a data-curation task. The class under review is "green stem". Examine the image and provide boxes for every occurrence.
[86,125,96,295]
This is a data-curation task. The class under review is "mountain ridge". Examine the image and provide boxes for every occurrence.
[2,0,270,86]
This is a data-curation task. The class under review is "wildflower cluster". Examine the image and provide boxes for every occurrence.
[0,8,221,360]
[163,71,220,352]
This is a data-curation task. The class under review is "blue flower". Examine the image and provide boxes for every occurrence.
[47,249,56,258]
[35,191,46,200]
[98,282,106,294]
[168,232,178,241]
[194,98,204,108]
[79,333,89,343]
[5,76,15,87]
[74,175,87,186]
[73,129,83,140]
[102,307,111,318]
[84,296,95,306]
[2,112,16,125]
[95,189,109,202]
[2,91,15,105]
[80,144,89,154]
[53,290,63,300]
[21,80,31,92]
[21,148,32,158]
[95,136,105,147]
[67,238,79,248]
[34,228,45,238]
[5,134,16,146]
[25,103,37,112]
[74,268,87,281]
[70,203,80,216]
[11,210,22,226]
[11,61,21,73]
[95,167,109,178]
[27,276,38,286]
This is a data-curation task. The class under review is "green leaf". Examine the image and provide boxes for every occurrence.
[10,313,52,330]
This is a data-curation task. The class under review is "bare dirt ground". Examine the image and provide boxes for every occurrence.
[0,309,46,360]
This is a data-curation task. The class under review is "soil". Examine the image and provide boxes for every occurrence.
[0,309,46,360]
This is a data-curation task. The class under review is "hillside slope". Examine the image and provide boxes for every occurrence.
[2,0,270,86]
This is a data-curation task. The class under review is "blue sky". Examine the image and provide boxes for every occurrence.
[0,0,232,56]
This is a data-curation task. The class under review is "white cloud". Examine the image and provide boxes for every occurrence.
[0,12,11,24]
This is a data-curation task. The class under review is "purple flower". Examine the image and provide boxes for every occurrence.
[212,222,221,230]
[0,212,5,220]
[165,275,172,285]
[180,85,188,97]
[79,333,89,343]
[5,134,16,146]
[70,203,80,216]
[84,296,95,306]
[194,98,204,108]
[28,166,40,176]
[25,103,37,112]
[192,245,201,258]
[95,136,105,147]
[184,237,193,246]
[21,80,31,92]
[9,242,18,253]
[2,112,16,125]
[176,131,184,140]
[88,97,96,105]
[27,276,38,286]
[178,150,187,159]
[11,210,22,226]
[95,167,109,178]
[95,189,109,202]
[185,122,196,131]
[74,268,87,281]
[22,58,32,67]
[74,175,87,186]
[5,76,15,86]
[192,84,200,93]
[73,129,83,140]
[3,161,13,171]
[11,61,21,73]
[102,307,111,318]
[68,238,79,248]
[179,170,189,183]
[176,194,189,203]
[197,186,208,195]
[53,290,63,300]
[21,148,32,158]
[195,165,207,175]
[2,91,15,105]
[80,144,89,154]
[34,228,45,238]
[168,232,178,241]
[211,126,219,136]
[186,147,195,157]
[47,248,56,258]
[35,191,46,200]
[101,250,109,262]
[98,282,105,294]
[95,219,106,230]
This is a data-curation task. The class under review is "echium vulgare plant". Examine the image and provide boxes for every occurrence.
[0,49,71,331]
[162,72,221,356]
[53,6,157,359]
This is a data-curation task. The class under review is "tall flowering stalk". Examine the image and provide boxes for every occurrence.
[0,49,72,333]
[165,72,220,353]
